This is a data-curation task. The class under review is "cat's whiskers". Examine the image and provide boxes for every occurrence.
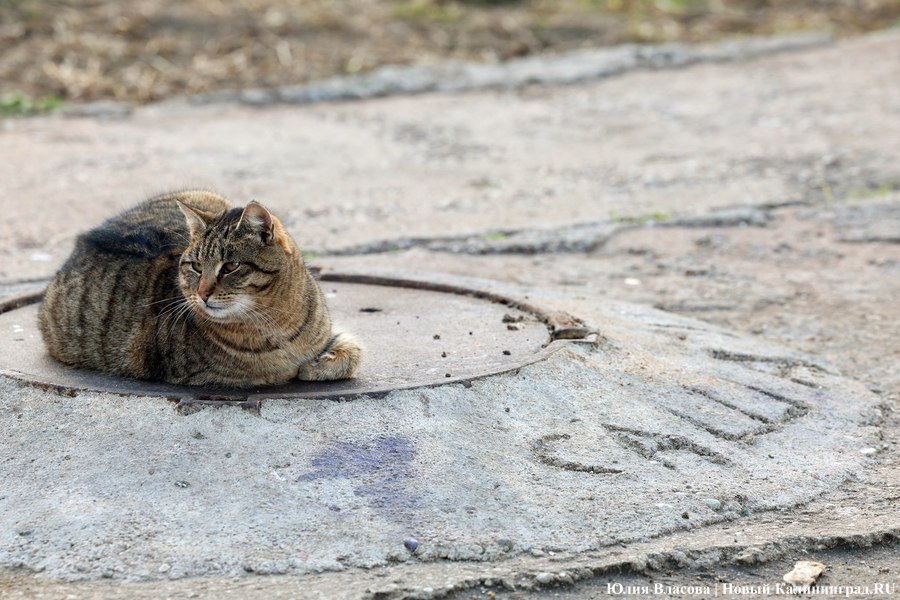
[249,301,306,336]
[156,299,189,323]
[236,301,282,340]
[144,294,185,309]
[168,307,193,345]
[251,301,296,332]
[241,299,279,326]
[152,295,197,340]
[253,302,296,317]
[157,298,193,345]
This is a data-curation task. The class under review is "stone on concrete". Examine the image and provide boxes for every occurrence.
[783,560,826,587]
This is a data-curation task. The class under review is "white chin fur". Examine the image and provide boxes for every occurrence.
[198,298,246,320]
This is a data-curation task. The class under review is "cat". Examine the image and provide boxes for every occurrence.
[38,190,361,387]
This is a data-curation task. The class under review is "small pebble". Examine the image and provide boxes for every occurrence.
[404,538,419,551]
[702,498,722,511]
[158,563,171,573]
[433,334,440,340]
[445,373,451,378]
[681,511,690,519]
[860,447,877,455]
[174,480,190,488]
[502,350,511,356]
[535,572,553,584]
[359,307,382,313]
[507,324,519,331]
[441,351,447,358]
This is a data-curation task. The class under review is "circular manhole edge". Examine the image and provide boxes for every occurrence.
[0,270,590,404]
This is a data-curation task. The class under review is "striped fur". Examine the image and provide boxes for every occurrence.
[38,190,361,387]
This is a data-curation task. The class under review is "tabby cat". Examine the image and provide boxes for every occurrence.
[38,190,361,386]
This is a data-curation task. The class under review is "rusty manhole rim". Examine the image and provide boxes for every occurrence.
[0,269,591,406]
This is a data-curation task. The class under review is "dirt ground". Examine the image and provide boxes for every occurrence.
[3,0,900,106]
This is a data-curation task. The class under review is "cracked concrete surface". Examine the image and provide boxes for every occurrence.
[1,29,899,599]
[0,294,881,581]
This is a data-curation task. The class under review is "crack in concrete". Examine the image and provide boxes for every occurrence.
[314,206,776,257]
[708,349,831,374]
[602,424,731,467]
[531,433,624,475]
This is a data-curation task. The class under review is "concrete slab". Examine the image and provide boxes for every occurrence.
[0,270,880,583]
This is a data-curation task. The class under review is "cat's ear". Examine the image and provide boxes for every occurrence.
[238,201,294,254]
[238,201,275,244]
[176,201,213,238]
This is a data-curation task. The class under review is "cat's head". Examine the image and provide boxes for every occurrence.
[176,200,298,321]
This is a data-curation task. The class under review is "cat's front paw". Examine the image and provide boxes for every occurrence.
[296,332,362,381]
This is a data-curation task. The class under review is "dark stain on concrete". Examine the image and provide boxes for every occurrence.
[297,435,420,513]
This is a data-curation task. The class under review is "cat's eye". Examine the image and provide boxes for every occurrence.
[190,261,202,273]
[222,261,240,274]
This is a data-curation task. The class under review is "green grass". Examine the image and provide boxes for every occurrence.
[611,210,672,225]
[820,182,835,204]
[481,231,509,241]
[0,92,62,117]
[848,182,899,202]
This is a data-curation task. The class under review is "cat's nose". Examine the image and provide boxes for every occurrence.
[199,288,213,303]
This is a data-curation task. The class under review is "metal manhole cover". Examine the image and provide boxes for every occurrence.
[0,272,558,401]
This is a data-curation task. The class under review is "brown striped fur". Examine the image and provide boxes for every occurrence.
[38,190,361,386]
